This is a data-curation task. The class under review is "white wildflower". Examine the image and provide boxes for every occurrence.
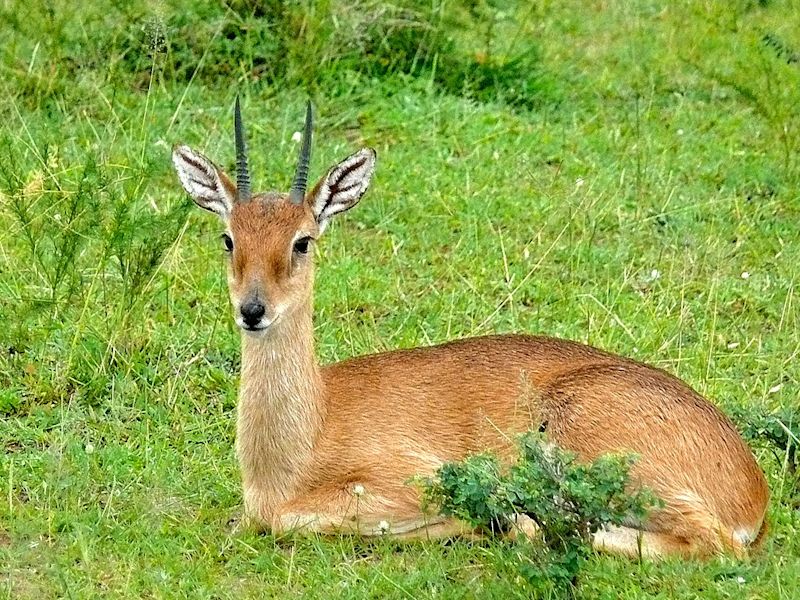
[736,576,746,584]
[378,520,390,534]
[769,384,782,394]
[352,484,365,497]
[677,129,685,136]
[741,271,750,280]
[575,177,585,188]
[291,131,303,143]
[85,442,95,454]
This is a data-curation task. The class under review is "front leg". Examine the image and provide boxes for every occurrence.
[271,484,473,539]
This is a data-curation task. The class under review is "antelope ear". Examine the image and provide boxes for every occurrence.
[309,148,376,233]
[172,144,235,220]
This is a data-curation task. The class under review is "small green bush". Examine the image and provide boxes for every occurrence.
[730,404,800,506]
[422,433,659,594]
[0,148,190,410]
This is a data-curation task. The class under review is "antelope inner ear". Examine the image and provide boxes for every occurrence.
[310,148,376,232]
[172,145,236,219]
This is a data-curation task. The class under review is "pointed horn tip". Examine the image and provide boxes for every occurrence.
[234,96,243,124]
[234,94,251,202]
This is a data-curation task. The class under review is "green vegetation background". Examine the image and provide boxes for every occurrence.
[0,0,798,597]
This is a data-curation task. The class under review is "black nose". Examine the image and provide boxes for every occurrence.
[240,301,266,327]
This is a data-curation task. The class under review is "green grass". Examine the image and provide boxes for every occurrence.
[1,0,799,597]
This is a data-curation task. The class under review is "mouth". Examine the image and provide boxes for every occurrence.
[236,316,277,333]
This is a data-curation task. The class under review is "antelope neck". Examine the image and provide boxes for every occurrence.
[236,303,325,503]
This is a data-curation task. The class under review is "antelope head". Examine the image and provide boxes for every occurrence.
[173,98,376,333]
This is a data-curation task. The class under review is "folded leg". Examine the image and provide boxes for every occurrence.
[593,525,693,559]
[271,485,471,539]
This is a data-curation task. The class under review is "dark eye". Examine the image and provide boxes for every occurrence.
[293,236,312,255]
[221,233,234,253]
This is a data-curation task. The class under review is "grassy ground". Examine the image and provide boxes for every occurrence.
[1,0,799,597]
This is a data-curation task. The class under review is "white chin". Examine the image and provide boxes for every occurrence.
[242,327,267,334]
[236,318,275,333]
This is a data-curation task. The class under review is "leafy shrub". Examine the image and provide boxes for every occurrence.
[732,405,799,471]
[422,433,659,594]
[0,148,190,410]
[730,404,800,506]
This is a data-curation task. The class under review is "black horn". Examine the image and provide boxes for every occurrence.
[289,101,313,205]
[234,95,251,203]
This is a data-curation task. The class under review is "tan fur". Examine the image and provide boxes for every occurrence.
[175,148,768,559]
